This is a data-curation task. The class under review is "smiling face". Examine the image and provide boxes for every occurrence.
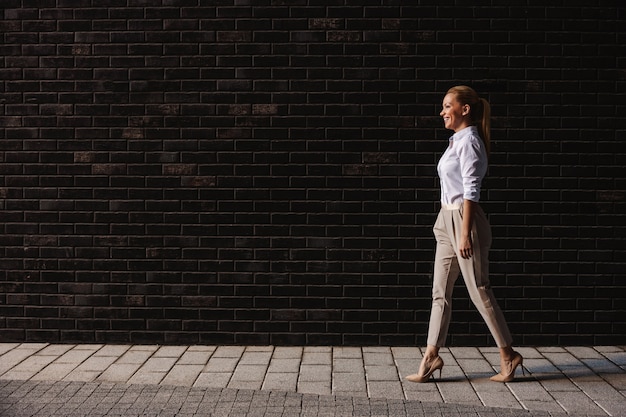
[440,93,470,133]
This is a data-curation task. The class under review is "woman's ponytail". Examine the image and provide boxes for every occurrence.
[478,97,491,157]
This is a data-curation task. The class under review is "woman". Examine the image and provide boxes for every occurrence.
[406,86,523,383]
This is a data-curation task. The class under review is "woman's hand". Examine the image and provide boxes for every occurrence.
[459,199,476,259]
[459,234,473,259]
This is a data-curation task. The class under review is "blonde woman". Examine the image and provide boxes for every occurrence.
[406,86,524,383]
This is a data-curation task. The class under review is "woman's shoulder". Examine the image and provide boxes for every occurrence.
[454,127,487,161]
[455,126,483,147]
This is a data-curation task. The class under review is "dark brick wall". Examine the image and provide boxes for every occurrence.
[1,1,624,346]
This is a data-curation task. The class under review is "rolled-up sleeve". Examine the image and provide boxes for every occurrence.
[457,137,488,202]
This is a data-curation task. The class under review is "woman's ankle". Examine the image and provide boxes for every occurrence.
[424,345,440,359]
[499,346,516,361]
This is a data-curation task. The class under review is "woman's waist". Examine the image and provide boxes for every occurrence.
[440,202,463,210]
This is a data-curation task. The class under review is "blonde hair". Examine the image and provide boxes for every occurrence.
[447,85,491,156]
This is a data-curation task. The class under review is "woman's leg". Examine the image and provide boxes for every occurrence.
[406,210,458,383]
[452,206,523,380]
[455,206,513,348]
[427,210,461,347]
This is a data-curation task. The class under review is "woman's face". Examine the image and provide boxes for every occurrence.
[440,93,469,132]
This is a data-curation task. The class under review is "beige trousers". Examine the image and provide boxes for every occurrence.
[427,204,513,348]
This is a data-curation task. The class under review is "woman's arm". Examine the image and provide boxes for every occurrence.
[459,199,476,259]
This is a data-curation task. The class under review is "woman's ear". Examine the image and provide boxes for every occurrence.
[462,104,470,116]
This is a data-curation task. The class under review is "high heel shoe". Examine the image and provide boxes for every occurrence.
[405,355,444,383]
[490,351,525,382]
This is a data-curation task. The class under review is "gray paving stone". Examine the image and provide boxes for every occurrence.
[193,372,231,388]
[581,357,624,374]
[203,356,239,373]
[75,354,119,372]
[0,343,19,356]
[544,351,584,369]
[227,379,263,390]
[438,380,482,405]
[601,351,626,367]
[298,364,331,382]
[367,380,404,399]
[362,347,393,365]
[301,350,331,365]
[127,370,167,385]
[0,344,47,375]
[297,380,331,396]
[266,357,301,373]
[212,345,245,358]
[239,350,272,366]
[522,399,573,415]
[333,347,362,359]
[153,345,187,358]
[271,346,302,358]
[457,357,494,375]
[96,362,142,382]
[138,356,178,372]
[598,400,626,417]
[538,347,568,353]
[507,380,556,404]
[550,390,608,415]
[365,365,399,384]
[566,346,606,359]
[115,346,157,364]
[50,349,99,378]
[334,357,364,373]
[177,349,214,365]
[437,363,463,381]
[2,354,58,379]
[603,372,626,390]
[477,388,524,410]
[540,377,582,393]
[230,364,268,383]
[161,364,204,386]
[29,361,77,382]
[390,346,420,359]
[261,371,298,391]
[38,344,76,356]
[394,358,419,382]
[449,346,483,359]
[525,357,561,374]
[332,372,366,393]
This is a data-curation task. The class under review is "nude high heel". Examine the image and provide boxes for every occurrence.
[405,355,444,383]
[490,351,525,382]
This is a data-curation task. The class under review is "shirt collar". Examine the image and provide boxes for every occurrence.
[450,125,479,142]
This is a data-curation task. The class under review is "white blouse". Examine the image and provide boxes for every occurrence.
[437,126,488,205]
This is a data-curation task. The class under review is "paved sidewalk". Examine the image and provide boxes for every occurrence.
[0,344,624,416]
